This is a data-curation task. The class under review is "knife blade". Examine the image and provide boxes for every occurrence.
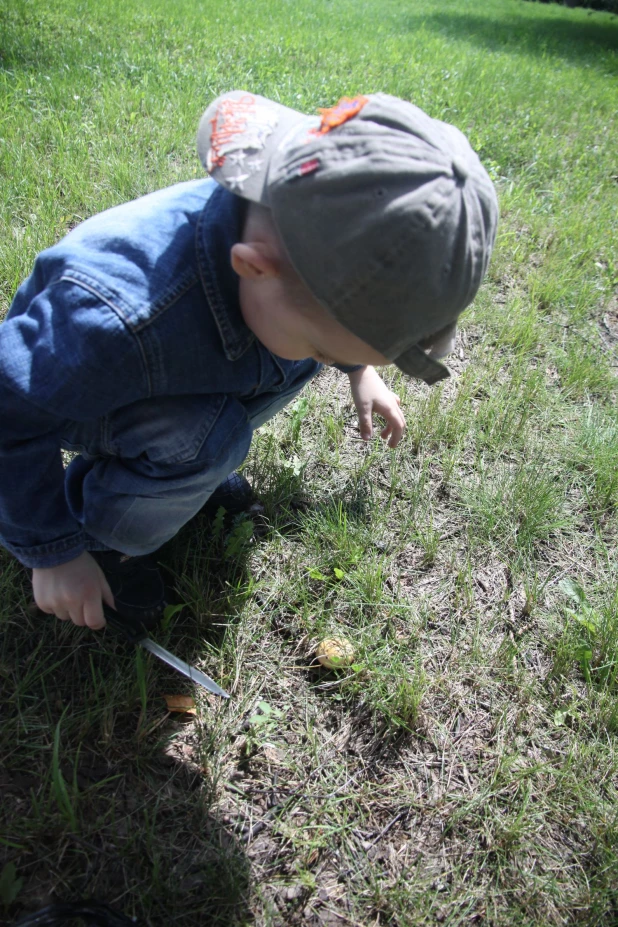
[102,605,230,699]
[138,636,230,698]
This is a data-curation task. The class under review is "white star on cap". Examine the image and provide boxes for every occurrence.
[246,158,264,173]
[227,172,250,191]
[228,151,247,165]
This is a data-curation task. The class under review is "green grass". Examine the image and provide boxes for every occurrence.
[1,0,618,924]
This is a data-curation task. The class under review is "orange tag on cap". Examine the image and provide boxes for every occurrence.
[311,96,369,136]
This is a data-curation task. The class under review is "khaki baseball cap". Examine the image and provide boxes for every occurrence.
[197,91,498,384]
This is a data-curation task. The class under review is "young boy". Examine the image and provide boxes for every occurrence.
[0,91,498,632]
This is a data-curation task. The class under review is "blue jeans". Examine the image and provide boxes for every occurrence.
[60,370,313,556]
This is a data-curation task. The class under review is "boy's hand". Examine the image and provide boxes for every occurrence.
[347,366,406,448]
[32,551,114,630]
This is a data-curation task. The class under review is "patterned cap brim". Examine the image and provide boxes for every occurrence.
[197,91,316,205]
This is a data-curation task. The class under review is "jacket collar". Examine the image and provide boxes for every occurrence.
[196,184,256,362]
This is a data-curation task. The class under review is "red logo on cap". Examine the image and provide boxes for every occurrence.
[298,158,320,176]
[207,94,280,170]
[209,95,257,168]
[311,96,369,136]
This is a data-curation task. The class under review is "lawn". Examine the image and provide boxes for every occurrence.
[1,0,618,924]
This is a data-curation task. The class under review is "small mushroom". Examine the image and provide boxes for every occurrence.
[316,637,355,669]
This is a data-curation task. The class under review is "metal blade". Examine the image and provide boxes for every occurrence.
[139,637,230,699]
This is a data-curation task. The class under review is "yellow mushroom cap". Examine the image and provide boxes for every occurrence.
[316,637,355,669]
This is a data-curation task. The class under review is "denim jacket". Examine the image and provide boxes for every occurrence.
[0,179,358,568]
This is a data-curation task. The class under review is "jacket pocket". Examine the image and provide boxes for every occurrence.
[103,394,229,465]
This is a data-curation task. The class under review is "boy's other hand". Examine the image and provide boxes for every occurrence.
[32,551,115,630]
[347,366,406,449]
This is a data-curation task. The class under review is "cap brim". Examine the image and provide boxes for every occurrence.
[394,344,450,385]
[197,91,315,205]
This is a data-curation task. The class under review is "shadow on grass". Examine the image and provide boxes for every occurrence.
[4,753,252,925]
[402,9,618,72]
[0,554,251,927]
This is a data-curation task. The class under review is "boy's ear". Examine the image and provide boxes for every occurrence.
[230,243,280,281]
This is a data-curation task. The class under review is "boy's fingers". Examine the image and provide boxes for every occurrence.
[68,605,86,627]
[83,598,106,631]
[382,414,404,447]
[359,409,373,440]
[360,398,405,444]
[33,599,72,622]
[393,420,405,445]
[380,425,398,448]
[382,405,405,435]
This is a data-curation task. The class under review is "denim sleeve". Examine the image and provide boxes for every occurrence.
[0,277,148,568]
[0,384,87,568]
